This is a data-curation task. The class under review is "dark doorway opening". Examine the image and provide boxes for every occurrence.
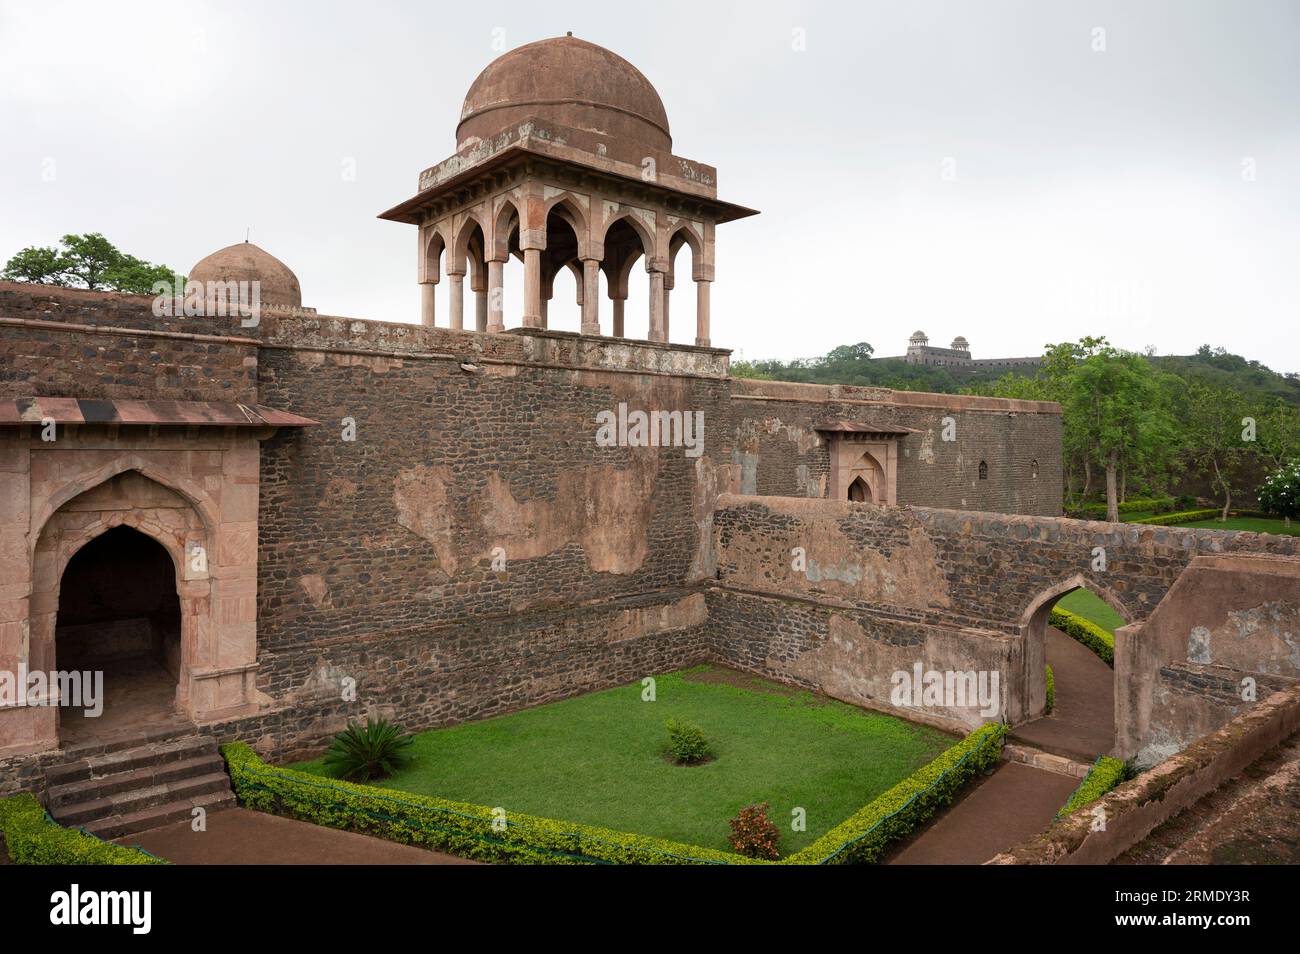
[55,525,185,743]
[847,476,870,502]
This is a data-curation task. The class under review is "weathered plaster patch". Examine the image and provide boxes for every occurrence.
[297,574,332,609]
[393,464,457,574]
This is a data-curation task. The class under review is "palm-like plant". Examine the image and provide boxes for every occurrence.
[323,718,414,782]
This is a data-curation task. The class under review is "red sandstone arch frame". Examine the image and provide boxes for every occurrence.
[0,436,267,756]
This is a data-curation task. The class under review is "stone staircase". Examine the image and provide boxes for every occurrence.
[44,729,235,839]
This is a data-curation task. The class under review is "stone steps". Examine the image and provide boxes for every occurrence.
[44,733,235,839]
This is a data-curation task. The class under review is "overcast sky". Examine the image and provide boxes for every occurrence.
[2,0,1296,372]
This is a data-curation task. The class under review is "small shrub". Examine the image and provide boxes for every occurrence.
[1045,664,1055,714]
[665,718,712,765]
[728,802,781,860]
[323,718,414,782]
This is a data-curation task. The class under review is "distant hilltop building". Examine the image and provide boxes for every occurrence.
[887,330,1041,374]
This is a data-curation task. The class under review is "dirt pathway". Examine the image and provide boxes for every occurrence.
[1011,627,1115,761]
[888,761,1079,864]
[118,807,477,865]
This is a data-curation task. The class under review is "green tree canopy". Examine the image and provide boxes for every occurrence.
[1,233,181,295]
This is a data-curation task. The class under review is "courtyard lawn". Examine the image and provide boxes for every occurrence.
[1055,588,1125,635]
[293,666,955,854]
[1178,515,1300,537]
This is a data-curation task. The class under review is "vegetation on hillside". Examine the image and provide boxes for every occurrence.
[735,337,1300,519]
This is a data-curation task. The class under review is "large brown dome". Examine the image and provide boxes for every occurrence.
[189,241,302,309]
[457,36,671,153]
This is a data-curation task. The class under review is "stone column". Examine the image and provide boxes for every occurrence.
[539,297,549,329]
[663,278,672,342]
[581,259,600,335]
[648,269,666,343]
[475,289,488,332]
[420,281,436,327]
[611,296,626,337]
[447,271,465,331]
[695,279,711,347]
[487,259,505,333]
[523,248,542,328]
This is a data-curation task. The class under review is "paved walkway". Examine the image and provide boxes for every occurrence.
[117,807,477,865]
[888,761,1079,864]
[1011,626,1115,761]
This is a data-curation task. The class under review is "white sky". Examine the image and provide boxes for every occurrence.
[1,0,1296,372]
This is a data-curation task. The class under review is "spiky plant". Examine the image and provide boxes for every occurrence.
[323,718,414,782]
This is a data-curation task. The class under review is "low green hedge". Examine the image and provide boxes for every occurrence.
[224,722,1007,866]
[1069,497,1174,518]
[1056,756,1127,819]
[1050,607,1115,666]
[1045,665,1055,714]
[223,741,748,865]
[1129,508,1222,526]
[0,793,166,865]
[781,722,1007,864]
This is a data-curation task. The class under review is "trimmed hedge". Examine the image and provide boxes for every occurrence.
[1056,756,1127,819]
[1050,607,1115,666]
[1069,497,1174,519]
[1045,665,1055,714]
[0,793,166,865]
[780,722,1007,864]
[223,741,749,865]
[223,722,1007,866]
[1129,508,1222,526]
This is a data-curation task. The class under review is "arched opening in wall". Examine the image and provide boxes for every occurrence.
[847,476,869,502]
[1012,579,1125,762]
[601,217,651,339]
[978,460,988,480]
[666,227,701,345]
[55,525,184,743]
[542,208,582,332]
[1031,458,1039,479]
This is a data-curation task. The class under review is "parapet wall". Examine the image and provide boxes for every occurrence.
[708,495,1300,738]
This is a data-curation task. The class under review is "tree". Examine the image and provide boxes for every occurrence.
[1180,380,1249,521]
[0,245,67,285]
[1044,337,1169,521]
[1,233,180,294]
[1257,460,1300,528]
[1254,399,1300,469]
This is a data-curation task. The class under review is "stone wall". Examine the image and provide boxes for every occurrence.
[0,281,1064,770]
[726,379,1063,515]
[708,495,1300,737]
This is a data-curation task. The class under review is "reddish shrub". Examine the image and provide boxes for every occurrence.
[728,802,782,860]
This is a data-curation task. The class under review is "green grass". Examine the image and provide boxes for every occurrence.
[1055,589,1126,635]
[292,667,955,854]
[1177,516,1300,536]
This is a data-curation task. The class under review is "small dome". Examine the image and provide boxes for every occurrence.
[909,330,928,340]
[189,241,302,309]
[951,336,969,349]
[457,36,671,153]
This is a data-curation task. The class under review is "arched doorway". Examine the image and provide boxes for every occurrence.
[1013,578,1124,761]
[847,476,870,502]
[53,525,188,743]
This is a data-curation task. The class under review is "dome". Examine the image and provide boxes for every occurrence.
[910,330,928,340]
[457,36,671,153]
[189,241,302,309]
[951,336,969,349]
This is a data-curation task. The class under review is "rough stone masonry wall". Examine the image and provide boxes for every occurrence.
[706,495,1300,735]
[0,281,1069,769]
[726,379,1062,515]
